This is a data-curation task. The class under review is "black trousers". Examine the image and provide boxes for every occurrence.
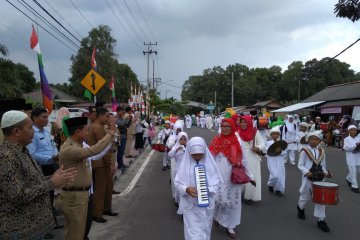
[84,194,93,240]
[41,164,57,205]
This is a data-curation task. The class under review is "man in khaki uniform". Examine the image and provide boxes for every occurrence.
[124,106,135,157]
[87,108,118,223]
[59,117,115,240]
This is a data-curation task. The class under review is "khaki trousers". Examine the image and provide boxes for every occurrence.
[124,135,134,156]
[59,191,89,240]
[93,166,113,218]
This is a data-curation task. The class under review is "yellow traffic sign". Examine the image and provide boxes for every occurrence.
[80,69,106,95]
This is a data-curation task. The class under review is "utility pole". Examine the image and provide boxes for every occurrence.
[214,91,217,114]
[143,42,157,90]
[231,72,234,108]
[143,42,157,115]
[298,77,300,103]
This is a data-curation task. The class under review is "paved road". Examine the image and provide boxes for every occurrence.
[53,127,360,240]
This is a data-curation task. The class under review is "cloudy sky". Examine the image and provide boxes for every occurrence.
[1,0,359,100]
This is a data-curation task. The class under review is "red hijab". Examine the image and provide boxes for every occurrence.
[209,118,243,165]
[238,115,256,141]
[231,114,241,131]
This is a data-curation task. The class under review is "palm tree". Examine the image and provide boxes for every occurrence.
[0,44,8,56]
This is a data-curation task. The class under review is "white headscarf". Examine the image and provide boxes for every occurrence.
[173,131,188,149]
[175,137,223,188]
[348,125,357,131]
[172,120,184,136]
[285,115,296,133]
[55,107,69,128]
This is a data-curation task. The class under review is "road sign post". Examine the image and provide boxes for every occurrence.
[80,69,106,96]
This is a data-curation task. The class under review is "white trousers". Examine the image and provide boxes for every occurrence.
[298,183,325,220]
[162,152,169,167]
[285,149,296,164]
[267,158,285,193]
[346,165,360,188]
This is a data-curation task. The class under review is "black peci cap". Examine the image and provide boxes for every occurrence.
[24,103,33,111]
[64,117,88,129]
[0,98,26,112]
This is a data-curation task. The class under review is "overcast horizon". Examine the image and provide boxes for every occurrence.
[1,0,360,101]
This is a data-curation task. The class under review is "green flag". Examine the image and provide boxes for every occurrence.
[84,89,93,101]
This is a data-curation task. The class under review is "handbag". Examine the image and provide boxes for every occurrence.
[231,164,251,184]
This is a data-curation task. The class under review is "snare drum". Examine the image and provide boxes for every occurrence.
[152,144,169,152]
[312,181,339,205]
[257,117,269,129]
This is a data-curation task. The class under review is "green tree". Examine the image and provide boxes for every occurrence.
[0,58,36,98]
[68,25,139,103]
[334,0,360,22]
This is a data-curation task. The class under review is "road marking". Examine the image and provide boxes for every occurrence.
[114,149,155,197]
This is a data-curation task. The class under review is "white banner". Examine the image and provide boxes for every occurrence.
[352,106,360,120]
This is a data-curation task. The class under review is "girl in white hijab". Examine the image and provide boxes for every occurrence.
[168,132,188,205]
[175,137,223,240]
[281,115,298,165]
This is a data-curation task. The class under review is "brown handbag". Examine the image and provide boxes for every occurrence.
[231,164,251,184]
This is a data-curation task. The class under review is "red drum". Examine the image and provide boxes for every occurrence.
[257,117,269,129]
[312,181,339,205]
[320,123,328,134]
[152,144,169,152]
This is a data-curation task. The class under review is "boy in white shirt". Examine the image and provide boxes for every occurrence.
[343,125,360,193]
[296,131,333,232]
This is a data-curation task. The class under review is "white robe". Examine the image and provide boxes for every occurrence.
[343,135,360,188]
[297,146,328,219]
[214,153,252,229]
[174,137,223,240]
[266,140,286,193]
[296,131,308,152]
[240,131,265,201]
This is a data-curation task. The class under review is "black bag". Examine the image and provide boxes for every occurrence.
[308,162,325,181]
[163,130,171,145]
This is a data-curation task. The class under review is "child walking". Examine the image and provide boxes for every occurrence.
[343,125,360,193]
[266,127,287,197]
[296,130,333,232]
[175,137,223,240]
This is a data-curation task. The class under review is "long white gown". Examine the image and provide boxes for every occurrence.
[174,137,223,240]
[240,131,265,201]
[213,153,252,228]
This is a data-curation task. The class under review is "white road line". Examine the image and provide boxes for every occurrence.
[114,149,155,197]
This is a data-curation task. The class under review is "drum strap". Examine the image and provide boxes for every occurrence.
[301,147,324,165]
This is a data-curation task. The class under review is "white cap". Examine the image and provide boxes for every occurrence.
[1,110,28,128]
[300,122,308,128]
[348,125,357,130]
[165,120,170,124]
[269,126,281,134]
[308,130,322,140]
[190,144,205,154]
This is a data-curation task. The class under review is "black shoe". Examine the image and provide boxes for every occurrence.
[297,205,305,220]
[162,166,167,171]
[268,186,274,193]
[53,224,64,229]
[167,165,171,169]
[346,179,352,188]
[351,187,360,193]
[244,199,255,205]
[317,220,330,232]
[93,217,107,223]
[103,210,119,216]
[44,232,54,239]
[112,190,121,194]
[174,202,179,208]
[275,191,283,197]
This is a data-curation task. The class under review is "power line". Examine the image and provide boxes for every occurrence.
[329,36,360,61]
[6,0,77,53]
[43,0,83,39]
[17,0,80,49]
[104,0,143,51]
[31,0,82,44]
[121,0,149,41]
[68,0,94,29]
[113,0,145,43]
[134,0,156,42]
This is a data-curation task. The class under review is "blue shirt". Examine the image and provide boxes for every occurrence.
[27,125,58,166]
